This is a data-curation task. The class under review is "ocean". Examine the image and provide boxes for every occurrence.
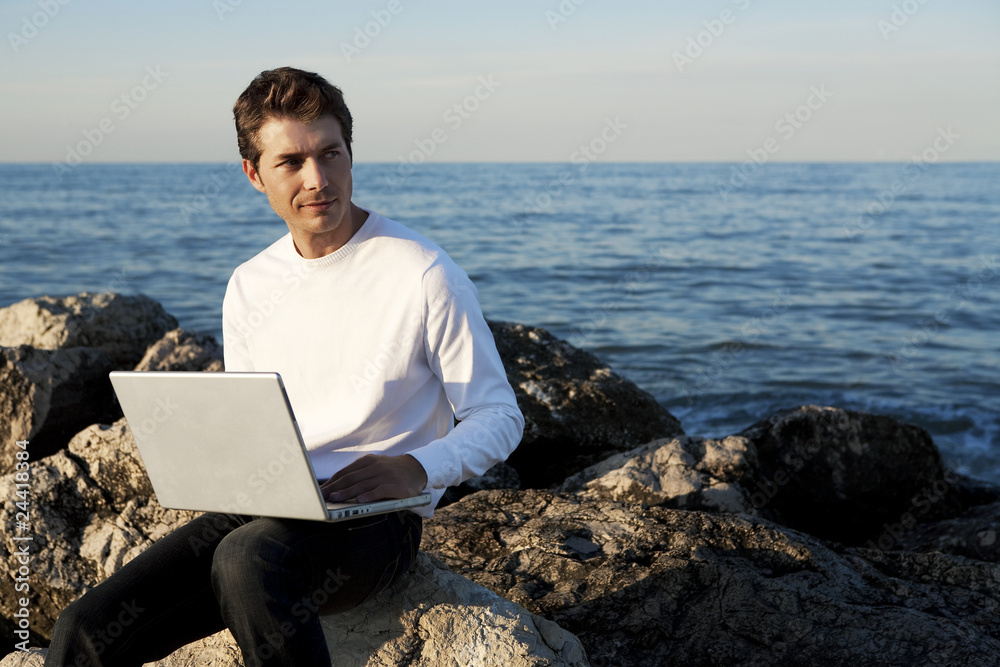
[1,162,997,483]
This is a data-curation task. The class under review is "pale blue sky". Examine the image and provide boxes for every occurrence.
[1,0,997,163]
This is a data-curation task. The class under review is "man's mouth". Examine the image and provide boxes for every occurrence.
[301,199,335,210]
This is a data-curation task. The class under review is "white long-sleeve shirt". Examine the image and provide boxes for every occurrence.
[222,209,524,516]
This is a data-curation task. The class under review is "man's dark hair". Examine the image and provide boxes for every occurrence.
[233,67,353,170]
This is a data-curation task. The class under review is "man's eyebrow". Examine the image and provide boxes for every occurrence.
[272,141,345,162]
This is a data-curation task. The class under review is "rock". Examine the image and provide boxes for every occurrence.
[0,293,186,461]
[134,328,224,372]
[66,420,154,509]
[0,643,248,667]
[555,407,1000,552]
[739,405,966,544]
[147,630,246,666]
[461,460,521,493]
[893,499,1000,562]
[487,320,683,488]
[1,420,587,666]
[0,420,199,641]
[440,461,522,507]
[0,649,46,666]
[422,488,1000,667]
[317,552,587,666]
[557,434,759,515]
[0,345,118,461]
[0,554,587,667]
[0,293,178,368]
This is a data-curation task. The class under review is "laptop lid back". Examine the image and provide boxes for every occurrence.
[109,371,329,521]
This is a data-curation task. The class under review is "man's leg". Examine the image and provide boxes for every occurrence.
[212,510,422,667]
[44,512,250,667]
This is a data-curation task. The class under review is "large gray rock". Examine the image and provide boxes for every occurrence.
[739,405,970,543]
[134,328,224,372]
[0,345,118,460]
[0,420,199,640]
[317,552,587,666]
[1,422,587,666]
[0,553,587,666]
[557,407,1000,553]
[422,488,1000,667]
[557,434,759,515]
[0,293,187,461]
[487,320,683,488]
[0,293,178,368]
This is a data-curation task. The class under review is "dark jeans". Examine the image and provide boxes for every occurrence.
[44,510,422,667]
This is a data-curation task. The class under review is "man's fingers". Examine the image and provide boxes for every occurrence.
[354,483,399,504]
[321,456,390,501]
[324,479,398,503]
[321,456,383,494]
[325,456,379,484]
[320,454,427,503]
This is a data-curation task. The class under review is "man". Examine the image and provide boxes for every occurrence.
[44,67,523,666]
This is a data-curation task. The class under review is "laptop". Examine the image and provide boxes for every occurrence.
[108,371,431,522]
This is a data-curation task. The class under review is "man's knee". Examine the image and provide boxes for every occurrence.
[210,530,257,594]
[210,520,294,598]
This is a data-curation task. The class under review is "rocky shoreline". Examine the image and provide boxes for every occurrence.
[1,293,999,666]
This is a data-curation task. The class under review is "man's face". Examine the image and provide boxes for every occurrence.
[243,115,356,258]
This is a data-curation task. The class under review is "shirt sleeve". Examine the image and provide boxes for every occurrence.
[406,259,524,489]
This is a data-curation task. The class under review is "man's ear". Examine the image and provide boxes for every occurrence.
[243,159,267,194]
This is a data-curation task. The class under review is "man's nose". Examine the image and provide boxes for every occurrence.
[302,158,328,190]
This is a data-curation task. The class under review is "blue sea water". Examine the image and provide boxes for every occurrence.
[1,162,997,483]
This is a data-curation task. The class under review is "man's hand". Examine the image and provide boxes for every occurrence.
[319,454,428,503]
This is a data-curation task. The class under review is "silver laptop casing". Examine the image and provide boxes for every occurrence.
[109,371,430,522]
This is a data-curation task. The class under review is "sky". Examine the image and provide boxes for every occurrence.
[1,0,998,164]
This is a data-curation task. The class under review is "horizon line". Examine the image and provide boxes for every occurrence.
[2,159,998,166]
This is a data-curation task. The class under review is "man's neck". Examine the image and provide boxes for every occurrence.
[292,204,369,259]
